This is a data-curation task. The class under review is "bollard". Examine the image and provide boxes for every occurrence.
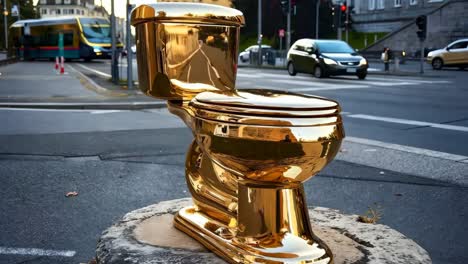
[55,57,59,70]
[60,56,65,74]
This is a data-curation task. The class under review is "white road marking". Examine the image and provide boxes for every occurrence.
[90,110,124,114]
[283,85,370,91]
[346,136,468,162]
[0,246,76,257]
[75,63,111,78]
[348,114,468,132]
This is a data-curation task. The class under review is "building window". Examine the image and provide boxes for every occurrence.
[69,9,74,14]
[40,0,46,4]
[41,8,47,14]
[56,9,61,14]
[410,0,417,5]
[377,0,384,9]
[394,0,402,7]
[64,0,71,4]
[77,0,81,5]
[368,0,375,10]
[55,0,61,4]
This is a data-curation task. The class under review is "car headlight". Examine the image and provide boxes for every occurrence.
[359,58,368,65]
[323,58,337,65]
[427,51,433,57]
[93,48,101,53]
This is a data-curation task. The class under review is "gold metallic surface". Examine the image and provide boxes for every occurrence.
[132,3,344,263]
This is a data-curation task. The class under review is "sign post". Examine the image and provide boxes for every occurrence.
[279,29,284,51]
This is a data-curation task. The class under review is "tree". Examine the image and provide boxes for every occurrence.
[1,0,37,49]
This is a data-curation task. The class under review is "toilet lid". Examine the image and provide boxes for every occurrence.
[191,89,340,118]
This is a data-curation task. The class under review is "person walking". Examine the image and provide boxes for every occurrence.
[381,47,390,71]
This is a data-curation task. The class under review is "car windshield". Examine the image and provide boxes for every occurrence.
[316,41,354,53]
[79,18,111,43]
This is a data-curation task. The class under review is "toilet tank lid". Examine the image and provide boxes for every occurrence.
[131,3,245,26]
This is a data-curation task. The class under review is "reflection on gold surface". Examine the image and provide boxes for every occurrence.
[132,3,343,263]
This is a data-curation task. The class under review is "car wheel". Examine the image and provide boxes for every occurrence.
[432,58,443,70]
[240,56,247,63]
[357,73,367,80]
[287,62,297,76]
[313,66,324,78]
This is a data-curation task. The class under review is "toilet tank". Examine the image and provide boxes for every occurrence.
[131,3,245,101]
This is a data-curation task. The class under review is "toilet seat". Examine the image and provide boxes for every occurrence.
[190,89,342,127]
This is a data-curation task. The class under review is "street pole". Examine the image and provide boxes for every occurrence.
[286,0,291,52]
[110,0,119,84]
[345,0,349,42]
[257,0,262,66]
[420,40,424,74]
[3,0,8,50]
[315,0,321,39]
[126,0,133,89]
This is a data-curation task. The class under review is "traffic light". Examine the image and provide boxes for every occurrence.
[332,4,339,29]
[340,4,347,28]
[280,0,290,15]
[416,15,427,41]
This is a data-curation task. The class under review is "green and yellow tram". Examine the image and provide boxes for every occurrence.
[9,17,123,61]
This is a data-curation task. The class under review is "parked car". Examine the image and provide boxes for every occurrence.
[238,45,271,63]
[427,39,468,70]
[287,39,368,79]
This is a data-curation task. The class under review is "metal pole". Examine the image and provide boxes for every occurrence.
[126,0,132,89]
[3,0,7,50]
[420,40,424,74]
[257,0,262,66]
[345,0,349,42]
[315,0,320,39]
[110,0,119,84]
[286,0,291,52]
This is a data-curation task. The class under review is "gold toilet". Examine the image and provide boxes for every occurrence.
[131,3,344,263]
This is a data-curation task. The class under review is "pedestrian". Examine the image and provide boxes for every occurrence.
[381,47,390,71]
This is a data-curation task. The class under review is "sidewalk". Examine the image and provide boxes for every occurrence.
[0,61,164,109]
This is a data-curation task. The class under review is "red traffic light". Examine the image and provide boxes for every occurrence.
[340,4,347,12]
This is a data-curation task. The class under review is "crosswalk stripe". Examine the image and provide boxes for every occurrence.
[254,85,370,92]
[348,114,468,132]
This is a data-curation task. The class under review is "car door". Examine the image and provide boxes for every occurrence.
[292,45,310,72]
[302,44,318,74]
[445,41,467,65]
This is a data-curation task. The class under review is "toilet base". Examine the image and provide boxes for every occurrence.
[174,206,333,264]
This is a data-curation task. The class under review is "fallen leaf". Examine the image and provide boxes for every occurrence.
[65,191,78,197]
[379,171,385,175]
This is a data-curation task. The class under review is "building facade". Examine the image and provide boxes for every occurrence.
[37,0,108,18]
[352,0,447,33]
[349,0,468,54]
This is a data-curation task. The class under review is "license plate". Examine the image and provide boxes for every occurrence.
[346,68,357,73]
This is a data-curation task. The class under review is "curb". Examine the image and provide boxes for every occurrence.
[0,57,18,66]
[0,101,167,110]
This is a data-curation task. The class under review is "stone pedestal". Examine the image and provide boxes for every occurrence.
[96,198,431,264]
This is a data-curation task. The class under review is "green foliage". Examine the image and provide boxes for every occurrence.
[346,31,388,50]
[239,34,274,53]
[0,0,37,49]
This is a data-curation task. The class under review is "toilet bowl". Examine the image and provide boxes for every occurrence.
[132,3,344,264]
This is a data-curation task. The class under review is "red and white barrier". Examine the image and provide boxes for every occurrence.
[60,56,65,74]
[55,56,65,74]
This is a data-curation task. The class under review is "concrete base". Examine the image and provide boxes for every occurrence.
[96,198,432,264]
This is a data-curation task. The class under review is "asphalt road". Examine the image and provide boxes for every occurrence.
[0,61,467,264]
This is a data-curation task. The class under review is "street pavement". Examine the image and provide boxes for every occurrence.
[0,60,467,264]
